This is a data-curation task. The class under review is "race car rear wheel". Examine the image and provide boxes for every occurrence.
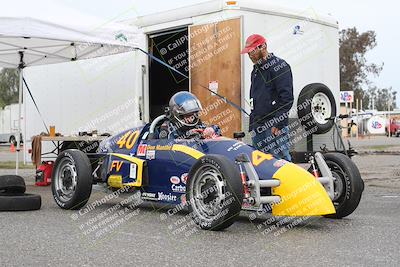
[52,149,93,210]
[322,153,364,219]
[186,155,244,231]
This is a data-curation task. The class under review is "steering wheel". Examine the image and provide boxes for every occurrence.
[186,129,204,139]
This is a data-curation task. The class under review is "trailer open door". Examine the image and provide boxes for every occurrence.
[189,18,242,138]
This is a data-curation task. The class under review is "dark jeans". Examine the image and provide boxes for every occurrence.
[251,126,292,161]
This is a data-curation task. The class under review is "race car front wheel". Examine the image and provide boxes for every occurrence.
[322,153,364,219]
[186,155,244,231]
[52,149,93,210]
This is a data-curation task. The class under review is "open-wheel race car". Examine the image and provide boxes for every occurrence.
[51,113,364,231]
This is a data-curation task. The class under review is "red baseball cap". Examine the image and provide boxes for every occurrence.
[240,34,266,54]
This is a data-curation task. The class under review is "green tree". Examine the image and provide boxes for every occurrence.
[339,27,383,109]
[368,86,397,111]
[0,68,19,108]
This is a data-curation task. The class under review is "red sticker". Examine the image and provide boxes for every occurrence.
[137,144,147,157]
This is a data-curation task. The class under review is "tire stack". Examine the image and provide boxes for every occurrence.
[0,175,41,211]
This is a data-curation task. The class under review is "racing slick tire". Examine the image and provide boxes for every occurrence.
[51,149,93,210]
[322,153,364,219]
[0,193,41,211]
[0,175,26,193]
[298,83,337,134]
[186,155,244,231]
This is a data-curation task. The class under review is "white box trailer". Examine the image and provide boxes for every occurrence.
[24,0,342,162]
[0,103,23,144]
[129,0,341,159]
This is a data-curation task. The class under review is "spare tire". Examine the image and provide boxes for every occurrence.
[0,175,26,194]
[298,83,337,134]
[0,193,41,211]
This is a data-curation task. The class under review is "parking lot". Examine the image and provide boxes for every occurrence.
[0,138,399,266]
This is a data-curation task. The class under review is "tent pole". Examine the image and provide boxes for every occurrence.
[16,51,24,175]
[16,67,23,174]
[23,81,27,165]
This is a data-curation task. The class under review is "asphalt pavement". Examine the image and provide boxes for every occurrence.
[0,153,400,266]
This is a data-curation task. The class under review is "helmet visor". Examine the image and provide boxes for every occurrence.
[179,99,202,114]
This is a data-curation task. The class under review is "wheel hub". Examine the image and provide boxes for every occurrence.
[193,165,226,219]
[332,172,344,202]
[312,92,332,125]
[55,159,77,201]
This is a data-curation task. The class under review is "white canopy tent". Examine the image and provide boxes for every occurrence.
[0,3,140,173]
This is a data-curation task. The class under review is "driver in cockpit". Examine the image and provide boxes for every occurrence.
[158,91,221,139]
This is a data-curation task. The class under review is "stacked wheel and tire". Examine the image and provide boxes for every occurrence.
[0,175,41,211]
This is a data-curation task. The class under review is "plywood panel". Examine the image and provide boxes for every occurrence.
[189,18,241,138]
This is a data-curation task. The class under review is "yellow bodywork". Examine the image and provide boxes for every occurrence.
[172,144,205,159]
[108,153,145,188]
[272,162,335,216]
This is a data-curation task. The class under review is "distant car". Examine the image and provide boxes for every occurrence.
[0,132,22,145]
[51,114,364,231]
[386,119,400,137]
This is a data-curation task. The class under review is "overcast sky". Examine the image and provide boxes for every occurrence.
[13,0,399,106]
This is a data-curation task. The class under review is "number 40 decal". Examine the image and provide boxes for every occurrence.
[117,130,139,149]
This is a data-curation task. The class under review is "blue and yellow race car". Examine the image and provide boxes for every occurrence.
[51,114,364,231]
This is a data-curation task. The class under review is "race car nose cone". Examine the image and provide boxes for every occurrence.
[271,163,335,216]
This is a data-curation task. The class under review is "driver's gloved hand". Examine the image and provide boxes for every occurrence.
[203,127,218,139]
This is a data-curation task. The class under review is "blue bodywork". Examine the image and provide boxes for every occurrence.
[97,123,284,205]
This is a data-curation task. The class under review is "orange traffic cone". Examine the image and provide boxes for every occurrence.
[10,143,15,153]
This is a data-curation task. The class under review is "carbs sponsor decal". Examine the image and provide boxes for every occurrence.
[170,176,180,185]
[171,184,186,193]
[137,144,147,157]
[170,173,187,192]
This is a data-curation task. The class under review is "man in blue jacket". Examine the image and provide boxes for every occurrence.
[241,34,294,161]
